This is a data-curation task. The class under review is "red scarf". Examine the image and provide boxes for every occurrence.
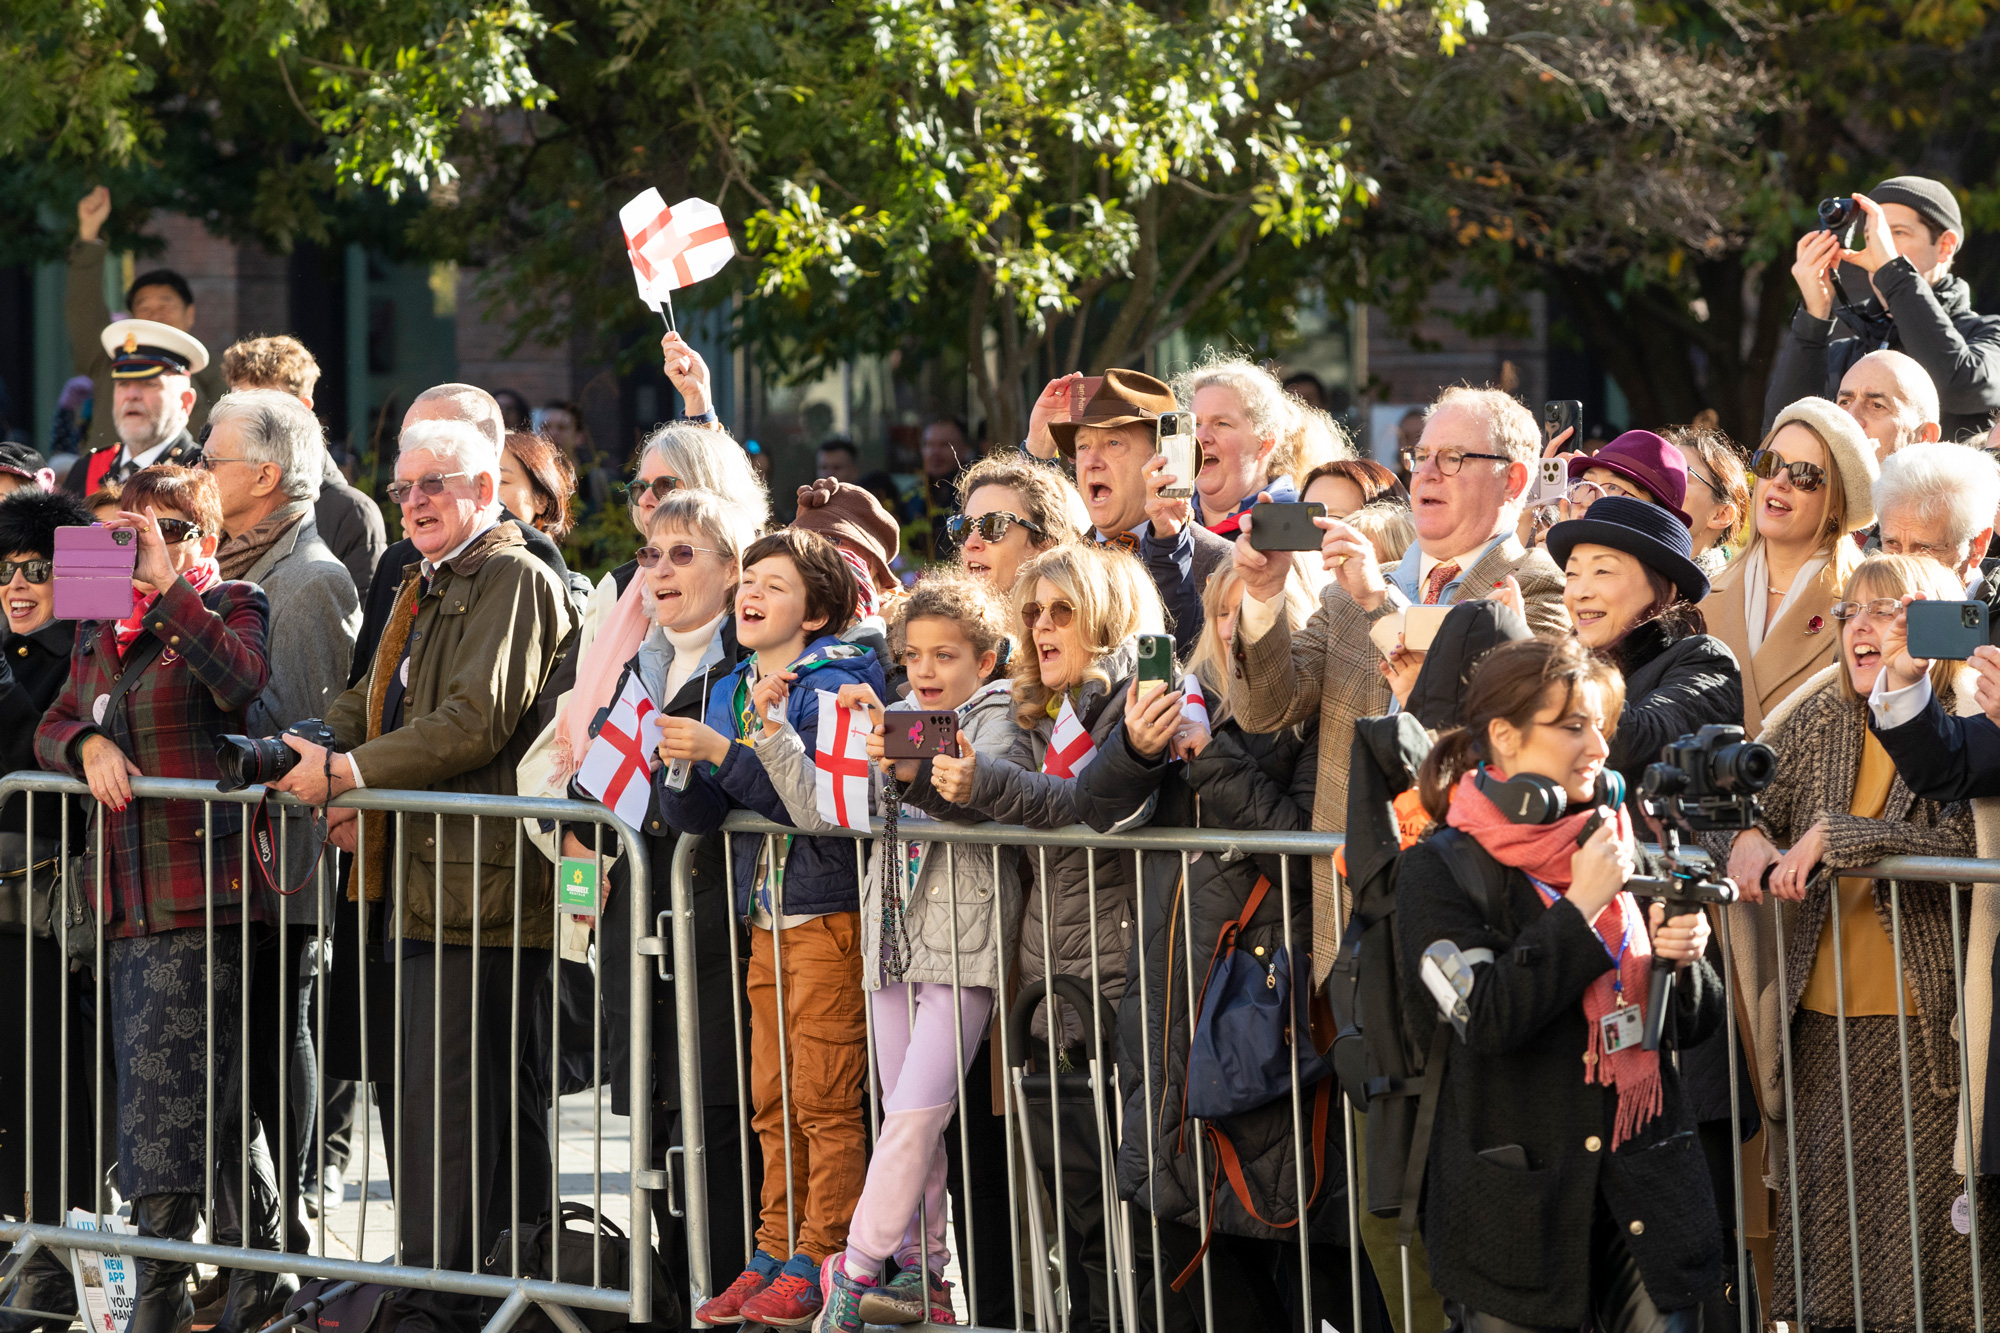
[114,558,221,657]
[1444,768,1663,1149]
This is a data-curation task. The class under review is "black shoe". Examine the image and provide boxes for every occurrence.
[212,1267,300,1333]
[129,1194,200,1333]
[0,1248,80,1333]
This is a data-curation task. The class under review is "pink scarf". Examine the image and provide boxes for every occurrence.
[114,558,220,657]
[1445,768,1663,1148]
[552,574,658,783]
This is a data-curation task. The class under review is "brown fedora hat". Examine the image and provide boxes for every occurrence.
[1050,369,1178,457]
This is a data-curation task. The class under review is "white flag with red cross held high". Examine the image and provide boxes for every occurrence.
[1042,695,1099,779]
[619,188,736,312]
[576,673,666,830]
[814,690,875,834]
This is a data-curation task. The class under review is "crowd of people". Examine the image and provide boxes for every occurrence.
[1,171,2000,1333]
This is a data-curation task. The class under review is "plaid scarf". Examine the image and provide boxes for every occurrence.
[114,558,220,658]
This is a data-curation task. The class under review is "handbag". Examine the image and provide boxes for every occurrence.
[0,833,63,937]
[1184,875,1331,1120]
[484,1203,680,1332]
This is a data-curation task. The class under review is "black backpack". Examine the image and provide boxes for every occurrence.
[1325,715,1509,1247]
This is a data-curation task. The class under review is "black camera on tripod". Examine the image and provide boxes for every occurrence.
[214,719,339,793]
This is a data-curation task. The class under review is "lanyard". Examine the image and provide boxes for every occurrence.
[1530,876,1632,1000]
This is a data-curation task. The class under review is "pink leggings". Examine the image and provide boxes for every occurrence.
[843,981,994,1276]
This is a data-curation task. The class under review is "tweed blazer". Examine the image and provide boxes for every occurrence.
[1230,533,1566,980]
[1699,549,1848,736]
[35,577,272,937]
[1703,675,1978,1186]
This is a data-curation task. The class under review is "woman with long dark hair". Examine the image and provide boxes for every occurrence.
[1397,637,1724,1333]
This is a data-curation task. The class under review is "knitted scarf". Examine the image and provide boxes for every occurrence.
[215,504,305,581]
[114,558,220,657]
[1445,768,1663,1148]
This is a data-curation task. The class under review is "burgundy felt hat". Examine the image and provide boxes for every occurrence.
[1568,429,1692,527]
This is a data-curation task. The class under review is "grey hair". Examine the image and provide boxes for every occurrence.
[398,418,502,498]
[1428,385,1542,467]
[1175,353,1291,473]
[205,389,325,501]
[409,383,504,449]
[636,423,771,531]
[646,487,757,567]
[1874,440,2000,552]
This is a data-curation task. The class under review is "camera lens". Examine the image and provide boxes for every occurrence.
[1818,197,1852,226]
[213,734,304,793]
[1709,740,1776,795]
[1641,762,1689,799]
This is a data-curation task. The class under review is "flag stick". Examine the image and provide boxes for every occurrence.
[661,286,678,334]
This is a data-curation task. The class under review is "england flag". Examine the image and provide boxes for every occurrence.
[1042,695,1098,779]
[1180,674,1210,732]
[619,189,736,308]
[814,691,874,833]
[576,673,666,830]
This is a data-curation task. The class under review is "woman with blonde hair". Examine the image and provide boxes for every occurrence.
[1177,353,1339,537]
[1699,399,1878,734]
[1716,554,1998,1332]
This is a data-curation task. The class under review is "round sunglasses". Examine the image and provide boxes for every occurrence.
[636,542,724,569]
[1748,449,1825,493]
[155,517,203,544]
[385,471,471,504]
[946,511,1044,543]
[1021,598,1077,630]
[617,476,684,506]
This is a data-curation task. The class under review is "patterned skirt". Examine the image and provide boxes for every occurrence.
[108,928,245,1198]
[1775,1012,1999,1333]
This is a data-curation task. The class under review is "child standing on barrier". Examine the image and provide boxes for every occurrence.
[653,528,883,1329]
[748,570,1024,1330]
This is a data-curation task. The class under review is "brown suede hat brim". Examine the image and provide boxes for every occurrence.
[1051,413,1158,458]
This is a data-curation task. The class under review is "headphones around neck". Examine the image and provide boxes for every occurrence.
[1474,766,1626,825]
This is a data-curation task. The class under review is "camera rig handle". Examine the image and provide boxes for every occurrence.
[1632,803,1742,1051]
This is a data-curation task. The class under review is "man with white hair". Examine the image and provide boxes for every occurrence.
[60,317,209,493]
[1874,439,2000,631]
[1836,348,1942,464]
[271,417,574,1322]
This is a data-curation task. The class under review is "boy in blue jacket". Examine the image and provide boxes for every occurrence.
[654,528,883,1327]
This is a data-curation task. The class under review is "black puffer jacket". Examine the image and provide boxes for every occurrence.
[1604,623,1743,810]
[1102,717,1346,1243]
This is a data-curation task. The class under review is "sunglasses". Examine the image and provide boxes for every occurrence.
[1748,449,1825,493]
[385,471,471,504]
[635,543,724,569]
[947,511,1044,543]
[1021,598,1077,630]
[156,518,202,544]
[0,559,52,585]
[617,476,683,506]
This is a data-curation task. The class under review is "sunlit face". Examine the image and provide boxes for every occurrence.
[113,375,194,453]
[2,549,53,636]
[1681,461,1735,554]
[1881,202,1953,283]
[630,447,679,535]
[959,484,1039,592]
[646,522,735,632]
[736,552,821,656]
[128,284,193,331]
[1072,423,1157,535]
[1752,423,1832,552]
[396,447,491,560]
[1836,356,1932,463]
[1212,579,1246,660]
[1878,504,1979,581]
[1027,576,1089,693]
[1407,406,1525,556]
[1840,584,1901,697]
[1563,544,1658,649]
[901,615,996,712]
[1192,385,1272,515]
[153,505,215,578]
[1303,472,1365,521]
[1490,680,1614,809]
[498,445,542,526]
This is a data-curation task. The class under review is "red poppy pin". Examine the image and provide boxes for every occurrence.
[1806,614,1825,635]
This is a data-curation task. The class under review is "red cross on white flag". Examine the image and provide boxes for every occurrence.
[814,691,874,833]
[619,189,737,310]
[1042,695,1098,779]
[1180,674,1210,732]
[576,672,666,829]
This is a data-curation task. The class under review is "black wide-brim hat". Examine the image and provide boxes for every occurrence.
[1546,495,1709,605]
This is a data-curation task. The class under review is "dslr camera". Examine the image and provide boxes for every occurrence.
[1640,724,1775,832]
[215,719,340,793]
[1818,196,1867,252]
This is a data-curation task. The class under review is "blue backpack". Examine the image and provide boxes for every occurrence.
[1184,874,1330,1119]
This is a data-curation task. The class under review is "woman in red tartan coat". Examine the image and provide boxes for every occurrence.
[33,465,271,1333]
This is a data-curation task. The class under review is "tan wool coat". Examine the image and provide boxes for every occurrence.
[1699,551,1848,737]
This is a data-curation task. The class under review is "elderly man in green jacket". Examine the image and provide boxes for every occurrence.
[272,415,575,1323]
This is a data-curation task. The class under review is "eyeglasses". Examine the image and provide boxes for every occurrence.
[1749,450,1825,493]
[1021,599,1077,630]
[635,543,724,569]
[1831,598,1904,625]
[156,518,202,544]
[1566,479,1643,510]
[197,453,257,471]
[617,476,683,506]
[1685,460,1728,504]
[947,511,1044,543]
[385,471,471,504]
[0,559,52,585]
[1408,447,1510,477]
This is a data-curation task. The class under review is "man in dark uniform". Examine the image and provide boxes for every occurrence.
[60,318,208,494]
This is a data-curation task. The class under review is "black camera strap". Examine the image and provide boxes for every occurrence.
[249,745,333,898]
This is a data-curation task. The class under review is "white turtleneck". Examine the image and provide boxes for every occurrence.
[663,614,726,702]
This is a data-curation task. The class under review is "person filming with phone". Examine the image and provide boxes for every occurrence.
[1399,636,1723,1333]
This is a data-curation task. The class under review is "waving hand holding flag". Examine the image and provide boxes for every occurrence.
[575,672,666,830]
[618,188,737,332]
[814,690,875,833]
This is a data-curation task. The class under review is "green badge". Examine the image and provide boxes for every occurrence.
[557,857,600,915]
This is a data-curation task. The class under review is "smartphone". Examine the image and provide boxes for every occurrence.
[663,758,691,792]
[1906,599,1989,660]
[1136,633,1175,687]
[1067,376,1105,421]
[53,525,138,621]
[883,710,959,760]
[1157,411,1197,500]
[1248,502,1327,551]
[1476,1143,1532,1172]
[1531,456,1569,505]
[1544,400,1583,454]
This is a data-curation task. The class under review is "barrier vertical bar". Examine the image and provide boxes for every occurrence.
[1084,847,1123,1333]
[945,840,976,1324]
[1174,847,1212,1328]
[767,832,799,1255]
[1771,890,1805,1327]
[510,826,524,1278]
[204,800,215,1226]
[1036,843,1066,1331]
[1888,882,1925,1333]
[355,813,373,1259]
[724,831,754,1269]
[630,812,665,1319]
[1127,846,1165,1333]
[1949,882,1985,1333]
[20,796,32,1228]
[1828,873,1867,1333]
[394,810,407,1266]
[1279,856,1312,1333]
[433,808,445,1271]
[93,810,104,1224]
[1716,905,1750,1333]
[990,842,1024,1333]
[470,815,482,1278]
[242,817,252,1267]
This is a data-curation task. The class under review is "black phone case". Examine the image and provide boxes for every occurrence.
[884,711,958,759]
[1251,502,1327,551]
[1476,1144,1532,1171]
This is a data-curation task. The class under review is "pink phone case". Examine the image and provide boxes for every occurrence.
[53,526,138,621]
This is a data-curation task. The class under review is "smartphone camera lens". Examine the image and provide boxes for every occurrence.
[1966,606,1981,629]
[113,530,133,546]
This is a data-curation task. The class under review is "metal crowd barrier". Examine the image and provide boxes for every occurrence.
[0,773,674,1333]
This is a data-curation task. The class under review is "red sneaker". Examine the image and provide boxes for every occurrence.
[737,1270,824,1328]
[694,1265,774,1325]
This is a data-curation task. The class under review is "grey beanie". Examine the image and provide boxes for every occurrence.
[1871,176,1964,239]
